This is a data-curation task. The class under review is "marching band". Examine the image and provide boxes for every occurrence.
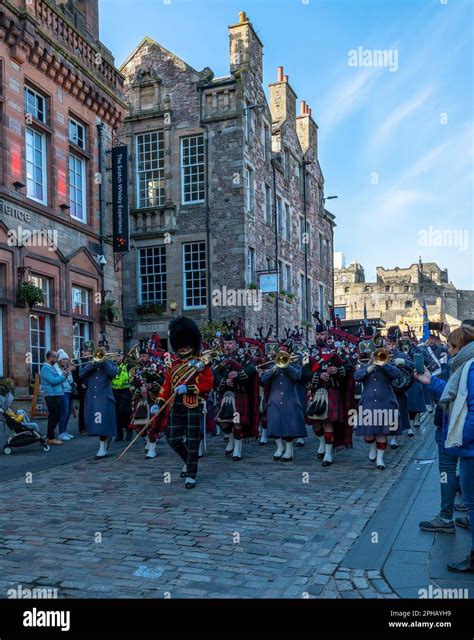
[84,314,448,486]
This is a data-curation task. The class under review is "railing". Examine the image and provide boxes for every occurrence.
[33,0,121,90]
[131,208,177,235]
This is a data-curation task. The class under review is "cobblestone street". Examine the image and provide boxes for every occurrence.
[0,420,441,599]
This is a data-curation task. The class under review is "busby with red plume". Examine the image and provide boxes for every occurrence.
[169,316,202,356]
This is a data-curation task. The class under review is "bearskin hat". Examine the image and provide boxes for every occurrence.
[169,316,202,354]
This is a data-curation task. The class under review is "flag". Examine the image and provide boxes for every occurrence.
[363,302,368,330]
[422,300,430,342]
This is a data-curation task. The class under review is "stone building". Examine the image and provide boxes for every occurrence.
[0,0,125,391]
[120,11,334,347]
[334,257,474,335]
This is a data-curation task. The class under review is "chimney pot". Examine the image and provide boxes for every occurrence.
[283,75,288,82]
[308,107,312,116]
[277,66,284,82]
[300,100,306,115]
[239,11,247,24]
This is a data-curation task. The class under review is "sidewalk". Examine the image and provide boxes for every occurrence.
[343,425,474,598]
[0,417,102,483]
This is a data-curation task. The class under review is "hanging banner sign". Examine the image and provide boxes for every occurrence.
[112,145,129,253]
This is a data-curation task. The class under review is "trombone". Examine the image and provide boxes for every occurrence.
[371,347,392,366]
[256,350,300,374]
[71,344,139,366]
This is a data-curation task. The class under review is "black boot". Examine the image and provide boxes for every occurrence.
[447,551,474,573]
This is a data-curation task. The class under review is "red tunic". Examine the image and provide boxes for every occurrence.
[158,359,214,409]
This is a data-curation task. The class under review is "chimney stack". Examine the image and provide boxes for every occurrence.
[296,99,318,161]
[268,65,297,125]
[229,12,263,79]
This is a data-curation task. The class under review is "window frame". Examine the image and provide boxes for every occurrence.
[138,246,167,305]
[182,241,207,310]
[24,85,46,124]
[71,285,90,316]
[69,117,86,150]
[69,152,87,223]
[25,126,47,205]
[136,130,166,209]
[180,134,205,205]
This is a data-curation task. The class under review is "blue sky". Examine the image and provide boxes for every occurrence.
[99,0,473,289]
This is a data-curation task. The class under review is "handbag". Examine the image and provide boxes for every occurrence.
[307,388,328,420]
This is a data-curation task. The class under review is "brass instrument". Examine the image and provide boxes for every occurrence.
[372,347,392,366]
[256,350,299,373]
[71,343,139,366]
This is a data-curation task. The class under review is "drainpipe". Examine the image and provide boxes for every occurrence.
[198,87,212,323]
[302,161,309,340]
[271,158,279,337]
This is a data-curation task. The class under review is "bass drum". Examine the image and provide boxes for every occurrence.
[392,365,414,393]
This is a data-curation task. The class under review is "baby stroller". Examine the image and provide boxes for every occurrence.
[0,391,50,455]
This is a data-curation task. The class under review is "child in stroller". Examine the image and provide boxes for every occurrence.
[0,389,50,455]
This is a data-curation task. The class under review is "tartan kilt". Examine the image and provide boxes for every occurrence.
[326,387,346,423]
[217,391,249,425]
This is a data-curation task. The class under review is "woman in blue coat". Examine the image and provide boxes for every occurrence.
[261,352,307,462]
[80,357,119,459]
[354,356,400,470]
[416,326,474,572]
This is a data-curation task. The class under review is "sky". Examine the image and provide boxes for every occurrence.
[99,0,473,289]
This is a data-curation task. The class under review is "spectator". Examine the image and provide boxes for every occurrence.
[55,349,75,441]
[40,350,65,446]
[416,326,474,573]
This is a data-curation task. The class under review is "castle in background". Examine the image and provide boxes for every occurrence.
[334,253,474,335]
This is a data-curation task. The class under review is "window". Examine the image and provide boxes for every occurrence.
[299,217,304,250]
[26,127,47,204]
[30,313,51,379]
[245,167,254,212]
[247,247,255,285]
[72,321,91,361]
[266,257,272,271]
[285,264,291,293]
[138,246,167,304]
[137,131,165,208]
[334,306,346,320]
[183,241,207,309]
[264,184,272,225]
[244,101,253,141]
[69,154,86,222]
[284,149,290,180]
[319,233,324,263]
[30,274,51,307]
[72,286,90,315]
[278,260,284,291]
[262,122,270,161]
[307,222,312,255]
[300,273,305,320]
[181,135,204,204]
[281,203,291,240]
[405,300,413,308]
[24,86,45,123]
[276,197,282,234]
[319,284,324,316]
[69,118,86,149]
